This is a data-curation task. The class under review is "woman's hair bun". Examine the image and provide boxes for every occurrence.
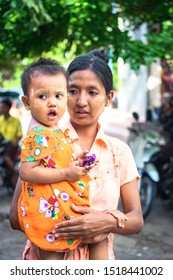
[87,49,109,63]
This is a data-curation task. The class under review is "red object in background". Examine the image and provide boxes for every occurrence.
[162,71,173,82]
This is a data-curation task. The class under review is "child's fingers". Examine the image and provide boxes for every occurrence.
[111,211,128,228]
[103,210,128,228]
[83,160,98,170]
[117,214,128,228]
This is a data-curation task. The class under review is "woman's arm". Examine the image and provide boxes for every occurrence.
[9,177,22,231]
[51,179,144,241]
[118,179,144,234]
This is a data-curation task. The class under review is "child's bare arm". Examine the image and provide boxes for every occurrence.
[19,159,89,184]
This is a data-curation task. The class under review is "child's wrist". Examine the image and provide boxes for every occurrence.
[64,167,70,180]
[104,210,117,220]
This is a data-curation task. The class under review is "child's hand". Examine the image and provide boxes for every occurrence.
[77,150,97,170]
[66,160,89,182]
[103,209,128,228]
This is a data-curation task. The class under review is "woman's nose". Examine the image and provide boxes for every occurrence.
[77,93,88,106]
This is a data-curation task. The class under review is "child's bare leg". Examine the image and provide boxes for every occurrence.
[39,248,64,260]
[89,238,108,260]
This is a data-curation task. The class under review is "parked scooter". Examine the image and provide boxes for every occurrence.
[128,112,173,219]
[0,134,20,195]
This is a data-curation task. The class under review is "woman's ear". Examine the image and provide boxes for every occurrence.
[21,95,30,111]
[106,90,116,106]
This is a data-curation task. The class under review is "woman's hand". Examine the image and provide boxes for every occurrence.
[52,204,111,241]
[51,204,127,243]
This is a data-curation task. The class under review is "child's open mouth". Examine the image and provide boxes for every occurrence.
[48,111,57,119]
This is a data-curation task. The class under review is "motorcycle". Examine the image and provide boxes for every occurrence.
[128,112,173,219]
[0,134,20,195]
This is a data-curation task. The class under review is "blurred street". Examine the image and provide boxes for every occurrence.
[0,190,26,260]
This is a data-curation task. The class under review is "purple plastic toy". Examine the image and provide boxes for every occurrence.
[82,153,96,166]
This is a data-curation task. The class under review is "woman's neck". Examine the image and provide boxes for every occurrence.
[71,121,98,151]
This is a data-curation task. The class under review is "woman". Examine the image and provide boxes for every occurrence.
[10,49,144,260]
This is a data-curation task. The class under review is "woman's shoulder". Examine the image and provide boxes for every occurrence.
[105,134,130,150]
[105,135,135,164]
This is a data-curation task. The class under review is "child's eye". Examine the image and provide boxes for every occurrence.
[39,94,47,99]
[56,93,63,99]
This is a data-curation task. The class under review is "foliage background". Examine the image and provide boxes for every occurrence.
[0,0,173,87]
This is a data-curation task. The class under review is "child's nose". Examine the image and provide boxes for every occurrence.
[48,97,56,107]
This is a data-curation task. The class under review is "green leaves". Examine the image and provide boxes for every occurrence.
[0,0,173,82]
[119,19,173,70]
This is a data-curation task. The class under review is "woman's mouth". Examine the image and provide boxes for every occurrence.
[76,110,89,118]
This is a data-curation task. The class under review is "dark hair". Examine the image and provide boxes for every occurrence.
[0,99,12,109]
[67,49,113,96]
[21,57,68,96]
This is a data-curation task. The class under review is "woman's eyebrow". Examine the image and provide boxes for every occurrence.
[68,83,78,87]
[68,84,99,91]
[89,85,99,90]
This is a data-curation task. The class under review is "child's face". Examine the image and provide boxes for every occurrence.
[22,73,67,128]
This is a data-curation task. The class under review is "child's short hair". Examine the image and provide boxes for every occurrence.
[21,57,68,96]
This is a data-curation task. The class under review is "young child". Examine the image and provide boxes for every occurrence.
[18,57,108,260]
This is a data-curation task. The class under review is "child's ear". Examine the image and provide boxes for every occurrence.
[21,95,30,111]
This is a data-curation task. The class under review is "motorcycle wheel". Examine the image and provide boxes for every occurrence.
[139,174,156,219]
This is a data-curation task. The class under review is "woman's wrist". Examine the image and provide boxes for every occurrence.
[102,211,118,233]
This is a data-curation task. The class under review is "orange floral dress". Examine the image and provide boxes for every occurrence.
[18,126,91,251]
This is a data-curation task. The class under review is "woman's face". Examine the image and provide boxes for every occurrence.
[67,69,110,127]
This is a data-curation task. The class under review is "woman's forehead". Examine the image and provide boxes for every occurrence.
[69,69,103,85]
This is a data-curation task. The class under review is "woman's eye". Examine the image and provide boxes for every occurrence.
[89,91,98,96]
[68,89,77,95]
